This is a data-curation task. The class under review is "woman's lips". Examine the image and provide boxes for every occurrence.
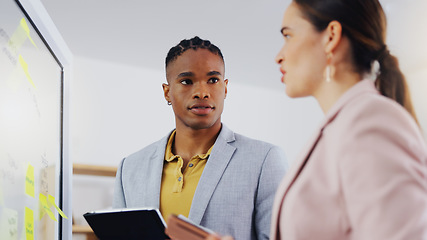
[280,68,286,83]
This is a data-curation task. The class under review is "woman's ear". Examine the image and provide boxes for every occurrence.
[324,20,342,53]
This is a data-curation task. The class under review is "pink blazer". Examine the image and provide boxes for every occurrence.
[270,79,427,240]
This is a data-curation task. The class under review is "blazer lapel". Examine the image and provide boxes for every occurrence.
[132,135,169,209]
[271,79,379,238]
[148,142,167,208]
[273,79,377,201]
[188,125,236,224]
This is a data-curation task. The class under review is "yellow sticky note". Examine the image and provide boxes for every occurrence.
[20,18,37,48]
[48,195,68,219]
[18,55,36,88]
[8,24,27,52]
[25,207,34,240]
[25,164,35,198]
[39,194,57,222]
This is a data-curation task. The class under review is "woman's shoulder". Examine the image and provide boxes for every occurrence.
[338,92,418,131]
[330,92,426,156]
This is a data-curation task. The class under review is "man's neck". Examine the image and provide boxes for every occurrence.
[173,123,222,164]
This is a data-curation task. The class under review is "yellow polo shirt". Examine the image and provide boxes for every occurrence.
[160,130,213,220]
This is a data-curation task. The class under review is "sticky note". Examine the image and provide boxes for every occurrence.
[8,26,27,52]
[8,18,37,54]
[19,18,37,48]
[39,194,57,221]
[25,164,35,198]
[18,55,36,88]
[25,207,34,240]
[48,195,68,219]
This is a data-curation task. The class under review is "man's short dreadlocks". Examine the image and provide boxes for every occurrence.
[165,36,224,69]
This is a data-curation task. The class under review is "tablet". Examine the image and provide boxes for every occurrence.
[83,207,169,240]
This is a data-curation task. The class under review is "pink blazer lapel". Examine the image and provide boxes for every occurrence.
[271,79,379,239]
[277,79,377,193]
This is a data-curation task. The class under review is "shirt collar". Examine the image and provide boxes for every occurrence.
[164,130,214,162]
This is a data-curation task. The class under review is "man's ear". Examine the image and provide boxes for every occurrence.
[224,79,228,99]
[162,83,170,102]
[324,20,342,54]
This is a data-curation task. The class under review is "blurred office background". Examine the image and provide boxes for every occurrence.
[38,0,427,238]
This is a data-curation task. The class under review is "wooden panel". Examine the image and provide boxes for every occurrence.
[72,225,98,240]
[72,225,93,233]
[73,164,117,177]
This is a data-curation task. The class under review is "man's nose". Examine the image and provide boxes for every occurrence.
[192,83,210,99]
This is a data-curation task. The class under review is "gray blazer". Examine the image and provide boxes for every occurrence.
[113,124,288,240]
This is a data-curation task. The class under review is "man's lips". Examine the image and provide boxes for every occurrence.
[188,103,214,115]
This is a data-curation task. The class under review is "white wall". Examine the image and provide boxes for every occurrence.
[385,0,427,139]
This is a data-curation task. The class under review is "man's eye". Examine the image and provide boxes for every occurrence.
[180,79,192,85]
[208,78,219,84]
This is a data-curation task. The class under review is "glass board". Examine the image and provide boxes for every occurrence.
[0,0,65,239]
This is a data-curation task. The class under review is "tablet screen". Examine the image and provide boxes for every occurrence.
[84,208,169,239]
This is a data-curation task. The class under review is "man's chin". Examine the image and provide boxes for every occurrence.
[189,123,214,130]
[185,120,221,131]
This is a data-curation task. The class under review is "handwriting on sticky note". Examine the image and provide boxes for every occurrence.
[25,207,34,240]
[25,164,35,198]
